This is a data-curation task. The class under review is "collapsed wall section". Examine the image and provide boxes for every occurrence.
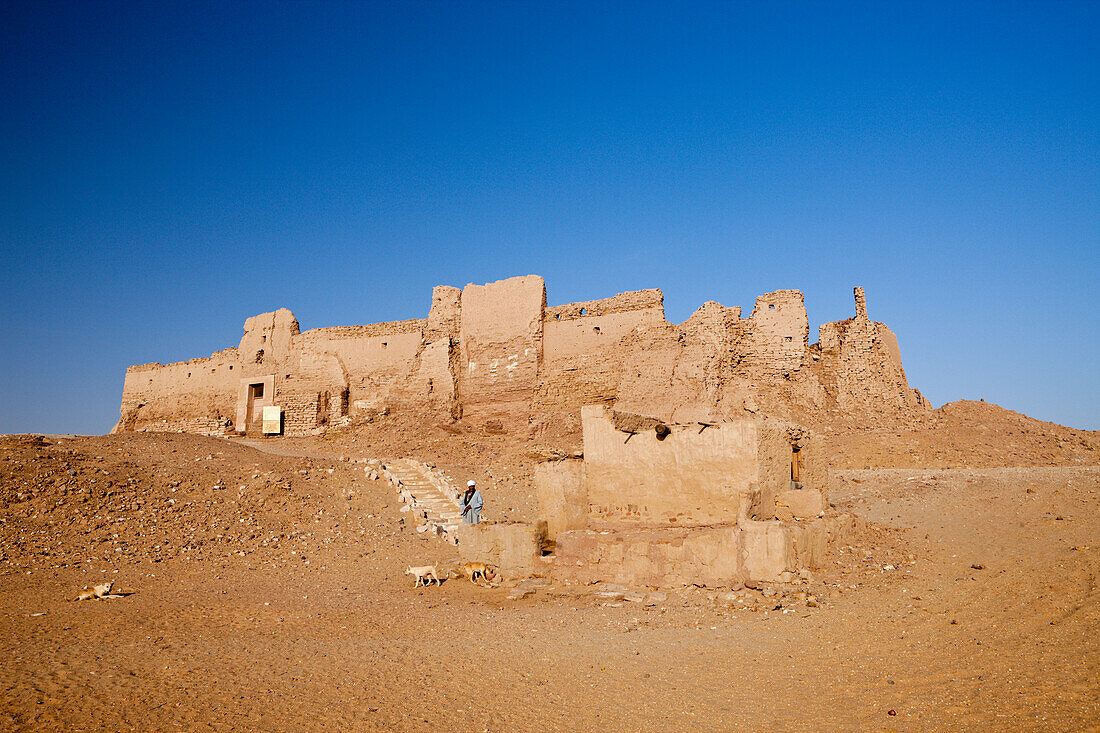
[612,289,812,424]
[816,287,929,419]
[536,289,667,415]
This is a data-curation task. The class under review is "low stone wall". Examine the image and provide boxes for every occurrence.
[455,523,544,577]
[553,519,827,588]
[134,417,233,436]
[553,526,743,587]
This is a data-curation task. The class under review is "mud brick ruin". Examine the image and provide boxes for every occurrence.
[456,405,830,586]
[114,275,928,586]
[114,275,930,436]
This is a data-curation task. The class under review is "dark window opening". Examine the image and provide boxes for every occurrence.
[579,308,587,316]
[255,349,264,363]
[593,326,601,334]
[791,446,802,483]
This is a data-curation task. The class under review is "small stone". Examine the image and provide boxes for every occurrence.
[596,583,629,594]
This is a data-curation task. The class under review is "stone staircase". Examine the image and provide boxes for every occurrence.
[378,458,468,544]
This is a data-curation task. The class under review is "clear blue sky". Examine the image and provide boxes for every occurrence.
[1,1,1097,433]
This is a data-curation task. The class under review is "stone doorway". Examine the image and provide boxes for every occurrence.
[247,382,265,429]
[235,375,275,434]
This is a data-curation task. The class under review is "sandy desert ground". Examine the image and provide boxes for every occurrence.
[1,406,1097,731]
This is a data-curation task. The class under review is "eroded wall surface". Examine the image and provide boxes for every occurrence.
[544,409,831,587]
[115,278,930,435]
[581,405,759,525]
[458,275,545,424]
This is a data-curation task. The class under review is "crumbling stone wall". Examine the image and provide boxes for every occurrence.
[457,275,546,425]
[747,290,808,376]
[541,406,830,587]
[578,405,823,526]
[115,277,930,435]
[816,287,928,419]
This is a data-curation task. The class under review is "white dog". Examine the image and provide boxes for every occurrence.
[406,564,441,587]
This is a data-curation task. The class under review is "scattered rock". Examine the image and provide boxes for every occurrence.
[517,578,549,591]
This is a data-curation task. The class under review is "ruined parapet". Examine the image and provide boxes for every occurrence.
[425,285,462,342]
[747,290,809,375]
[544,288,664,322]
[239,308,300,366]
[817,287,929,417]
[854,286,868,319]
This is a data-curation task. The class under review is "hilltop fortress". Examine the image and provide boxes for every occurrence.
[114,275,930,436]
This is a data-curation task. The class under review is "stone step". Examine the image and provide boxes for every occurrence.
[381,458,471,544]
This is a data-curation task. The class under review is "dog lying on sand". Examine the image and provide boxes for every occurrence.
[459,562,495,584]
[406,565,441,587]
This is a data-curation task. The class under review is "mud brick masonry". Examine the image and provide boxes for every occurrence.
[114,276,930,437]
[457,405,834,586]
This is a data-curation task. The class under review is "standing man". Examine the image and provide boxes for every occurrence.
[461,480,483,524]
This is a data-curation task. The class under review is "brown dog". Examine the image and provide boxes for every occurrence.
[460,562,495,584]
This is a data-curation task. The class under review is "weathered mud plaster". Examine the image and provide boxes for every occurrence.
[539,405,828,587]
[115,278,928,436]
